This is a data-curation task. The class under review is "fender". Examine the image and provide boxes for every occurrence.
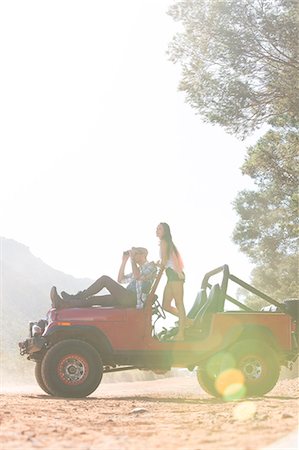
[45,325,114,361]
[239,323,280,349]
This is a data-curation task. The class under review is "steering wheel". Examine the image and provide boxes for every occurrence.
[152,296,166,319]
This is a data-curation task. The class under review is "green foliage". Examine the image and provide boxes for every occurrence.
[233,129,298,300]
[168,0,299,137]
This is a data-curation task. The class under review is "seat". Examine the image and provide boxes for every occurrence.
[185,284,222,339]
[195,284,222,326]
[187,289,207,319]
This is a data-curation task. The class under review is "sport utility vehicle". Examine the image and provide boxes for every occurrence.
[19,265,298,399]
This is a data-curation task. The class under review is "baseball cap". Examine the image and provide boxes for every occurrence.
[131,247,148,255]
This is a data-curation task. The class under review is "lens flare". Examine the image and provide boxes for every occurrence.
[206,352,235,378]
[215,368,246,400]
[233,401,257,421]
[204,353,248,400]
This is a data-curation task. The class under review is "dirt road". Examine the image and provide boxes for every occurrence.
[0,376,298,449]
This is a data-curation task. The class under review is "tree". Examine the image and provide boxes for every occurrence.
[232,128,298,300]
[167,0,299,137]
[168,0,298,302]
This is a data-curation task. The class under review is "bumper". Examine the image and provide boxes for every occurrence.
[18,336,47,356]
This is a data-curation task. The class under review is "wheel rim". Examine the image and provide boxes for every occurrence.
[240,357,263,381]
[57,354,89,385]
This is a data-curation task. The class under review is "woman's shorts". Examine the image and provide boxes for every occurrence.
[166,268,185,282]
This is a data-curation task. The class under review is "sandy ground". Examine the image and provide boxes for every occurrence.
[0,376,298,450]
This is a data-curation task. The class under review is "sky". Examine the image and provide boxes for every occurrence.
[0,0,256,310]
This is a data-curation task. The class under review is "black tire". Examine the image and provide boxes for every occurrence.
[197,367,219,397]
[41,339,103,398]
[35,361,52,395]
[197,339,280,399]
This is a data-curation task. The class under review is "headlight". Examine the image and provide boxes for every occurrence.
[32,324,42,336]
[29,319,48,337]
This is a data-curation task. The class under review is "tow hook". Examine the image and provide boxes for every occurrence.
[18,336,46,356]
[18,341,27,356]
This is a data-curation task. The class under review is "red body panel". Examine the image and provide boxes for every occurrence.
[47,307,293,354]
[211,312,293,350]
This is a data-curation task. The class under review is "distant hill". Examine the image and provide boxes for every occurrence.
[1,237,93,377]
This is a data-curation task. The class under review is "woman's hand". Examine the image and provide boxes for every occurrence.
[155,260,164,269]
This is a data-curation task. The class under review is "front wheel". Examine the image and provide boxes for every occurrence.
[41,339,103,398]
[197,339,280,399]
[35,361,52,395]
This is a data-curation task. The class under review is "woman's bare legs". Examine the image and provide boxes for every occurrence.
[162,281,186,340]
[172,282,186,340]
[162,283,179,316]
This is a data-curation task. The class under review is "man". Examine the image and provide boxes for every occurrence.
[50,247,157,309]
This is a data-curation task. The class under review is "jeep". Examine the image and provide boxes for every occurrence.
[19,265,298,399]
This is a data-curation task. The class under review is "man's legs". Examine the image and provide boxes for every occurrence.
[62,276,136,307]
[84,275,125,298]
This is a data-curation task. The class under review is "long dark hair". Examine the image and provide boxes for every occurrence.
[160,222,179,258]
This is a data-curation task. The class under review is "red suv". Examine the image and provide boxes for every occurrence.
[19,265,298,399]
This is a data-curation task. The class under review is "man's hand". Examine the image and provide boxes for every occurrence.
[122,251,130,263]
[118,251,130,282]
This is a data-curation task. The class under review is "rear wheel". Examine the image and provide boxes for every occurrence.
[41,339,103,398]
[230,339,280,397]
[35,361,52,395]
[197,339,280,398]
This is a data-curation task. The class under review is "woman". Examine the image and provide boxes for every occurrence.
[156,222,188,341]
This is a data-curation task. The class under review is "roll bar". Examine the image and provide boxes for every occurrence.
[229,274,285,311]
[201,264,229,293]
[201,264,285,312]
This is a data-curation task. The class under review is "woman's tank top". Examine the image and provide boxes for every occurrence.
[161,246,184,274]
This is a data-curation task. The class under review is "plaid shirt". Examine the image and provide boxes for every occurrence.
[120,261,157,308]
